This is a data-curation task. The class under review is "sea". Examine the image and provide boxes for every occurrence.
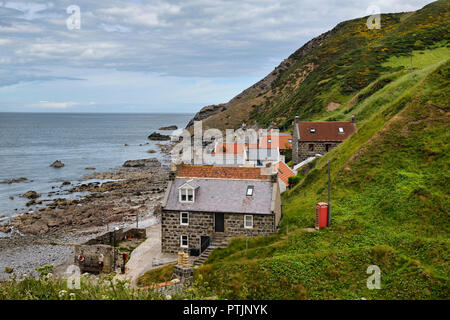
[0,112,193,229]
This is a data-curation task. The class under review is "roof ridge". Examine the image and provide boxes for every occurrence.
[177,176,271,181]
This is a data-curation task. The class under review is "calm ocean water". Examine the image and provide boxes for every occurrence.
[0,113,193,222]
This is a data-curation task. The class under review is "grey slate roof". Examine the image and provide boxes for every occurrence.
[163,177,274,214]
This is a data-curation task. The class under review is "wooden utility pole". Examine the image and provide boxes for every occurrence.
[246,236,248,256]
[327,160,331,227]
[286,219,289,242]
[136,214,139,228]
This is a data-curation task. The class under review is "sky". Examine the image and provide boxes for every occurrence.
[0,0,435,113]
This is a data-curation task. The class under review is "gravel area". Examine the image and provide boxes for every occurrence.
[0,215,159,280]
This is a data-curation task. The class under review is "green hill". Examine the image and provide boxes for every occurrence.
[2,1,447,301]
[193,0,449,132]
[180,0,450,299]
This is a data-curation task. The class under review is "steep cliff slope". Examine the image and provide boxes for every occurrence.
[188,0,449,132]
[187,0,449,299]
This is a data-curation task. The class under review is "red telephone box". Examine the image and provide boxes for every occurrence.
[315,202,328,230]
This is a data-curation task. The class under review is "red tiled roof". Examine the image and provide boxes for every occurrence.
[276,161,296,186]
[298,121,356,142]
[213,142,246,155]
[260,134,292,149]
[177,165,271,180]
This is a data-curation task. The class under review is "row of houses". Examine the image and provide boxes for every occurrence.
[160,117,356,255]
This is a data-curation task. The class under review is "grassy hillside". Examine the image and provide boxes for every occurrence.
[188,57,449,299]
[1,1,447,301]
[198,0,449,131]
[136,1,450,300]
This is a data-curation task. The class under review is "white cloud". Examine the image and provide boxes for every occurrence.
[99,3,181,27]
[1,1,55,20]
[100,23,131,33]
[31,101,96,109]
[0,23,44,33]
[0,0,437,96]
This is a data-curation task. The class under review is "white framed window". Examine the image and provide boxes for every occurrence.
[338,127,344,133]
[268,139,272,144]
[246,185,254,196]
[180,235,188,248]
[179,187,194,203]
[180,212,189,226]
[244,215,253,229]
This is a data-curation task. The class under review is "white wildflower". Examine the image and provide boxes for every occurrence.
[58,290,67,298]
[69,293,76,300]
[165,294,172,300]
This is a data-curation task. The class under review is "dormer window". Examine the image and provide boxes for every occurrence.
[338,127,344,133]
[310,128,316,133]
[179,186,194,203]
[246,185,254,196]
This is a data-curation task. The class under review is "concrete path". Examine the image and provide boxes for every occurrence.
[115,222,176,286]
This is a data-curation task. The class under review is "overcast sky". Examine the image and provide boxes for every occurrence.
[0,0,435,113]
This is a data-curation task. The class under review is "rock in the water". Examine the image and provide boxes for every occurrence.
[146,149,156,153]
[122,158,161,168]
[0,177,28,184]
[158,125,178,130]
[62,181,71,186]
[21,191,41,199]
[148,132,170,141]
[50,160,64,168]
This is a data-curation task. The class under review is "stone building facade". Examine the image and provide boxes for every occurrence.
[161,210,277,254]
[292,116,356,165]
[161,165,282,255]
[298,141,340,162]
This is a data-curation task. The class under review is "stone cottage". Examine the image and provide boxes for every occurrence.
[160,165,282,255]
[292,116,356,165]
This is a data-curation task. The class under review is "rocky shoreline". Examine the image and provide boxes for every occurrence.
[0,153,173,280]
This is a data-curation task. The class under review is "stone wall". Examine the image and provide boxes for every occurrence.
[173,265,194,285]
[298,142,340,162]
[85,228,146,245]
[224,213,275,237]
[161,210,276,254]
[74,244,118,274]
[161,211,214,254]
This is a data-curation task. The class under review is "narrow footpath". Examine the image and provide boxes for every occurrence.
[115,223,177,286]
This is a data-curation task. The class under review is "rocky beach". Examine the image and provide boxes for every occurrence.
[0,145,176,280]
